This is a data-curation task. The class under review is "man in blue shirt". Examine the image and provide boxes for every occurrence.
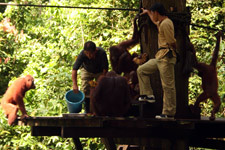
[72,41,108,113]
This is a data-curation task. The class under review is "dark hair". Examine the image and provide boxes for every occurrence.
[84,41,96,52]
[150,2,167,16]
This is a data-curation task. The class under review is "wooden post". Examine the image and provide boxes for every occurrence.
[140,0,191,118]
[72,138,83,150]
[101,138,117,150]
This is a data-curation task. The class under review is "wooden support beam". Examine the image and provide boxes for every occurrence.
[31,126,61,136]
[190,138,225,150]
[20,116,225,150]
[72,138,83,150]
[101,138,117,150]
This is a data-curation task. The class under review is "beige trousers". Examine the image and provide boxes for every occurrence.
[81,68,102,98]
[137,56,176,116]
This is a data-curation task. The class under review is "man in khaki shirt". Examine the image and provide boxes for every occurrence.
[137,3,177,119]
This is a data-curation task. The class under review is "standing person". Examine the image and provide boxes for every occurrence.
[137,3,177,119]
[72,41,108,113]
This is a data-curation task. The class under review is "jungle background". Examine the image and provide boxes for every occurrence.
[0,0,224,149]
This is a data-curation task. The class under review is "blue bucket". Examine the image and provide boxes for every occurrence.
[65,90,85,113]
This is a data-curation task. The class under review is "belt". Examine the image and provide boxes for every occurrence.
[158,47,170,50]
[158,47,173,58]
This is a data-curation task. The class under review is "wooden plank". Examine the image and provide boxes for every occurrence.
[31,126,61,136]
[190,138,225,149]
[63,113,87,117]
[20,116,103,127]
[19,116,225,129]
[60,126,193,138]
[115,138,189,150]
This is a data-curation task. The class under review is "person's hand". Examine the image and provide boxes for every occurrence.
[73,84,79,93]
[140,8,149,16]
[141,9,156,25]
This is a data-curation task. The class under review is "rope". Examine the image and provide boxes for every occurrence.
[0,3,223,32]
[0,3,138,11]
[190,23,225,32]
[167,12,224,32]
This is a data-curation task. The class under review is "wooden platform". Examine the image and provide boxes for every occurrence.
[18,114,225,150]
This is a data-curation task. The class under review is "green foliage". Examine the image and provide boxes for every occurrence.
[0,25,28,94]
[0,0,224,149]
[187,0,225,118]
[0,0,138,149]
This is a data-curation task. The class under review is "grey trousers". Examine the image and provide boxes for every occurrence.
[80,68,102,98]
[137,56,176,116]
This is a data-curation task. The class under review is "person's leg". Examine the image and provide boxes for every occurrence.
[137,59,158,96]
[81,68,94,113]
[87,72,103,113]
[158,57,176,116]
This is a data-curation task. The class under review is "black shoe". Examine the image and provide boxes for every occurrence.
[138,95,147,102]
[145,95,155,103]
[155,114,174,119]
[138,95,155,103]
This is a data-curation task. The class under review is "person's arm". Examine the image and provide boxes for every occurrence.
[72,52,84,93]
[140,8,158,25]
[72,69,79,93]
